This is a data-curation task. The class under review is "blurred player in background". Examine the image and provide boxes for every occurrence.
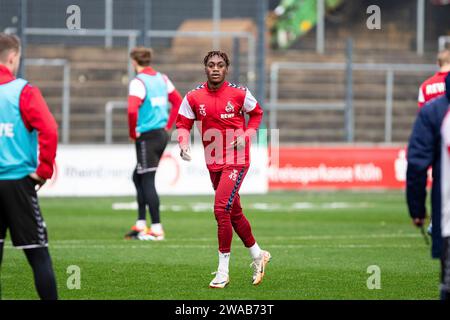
[417,49,449,235]
[0,33,58,299]
[407,73,450,300]
[441,84,450,301]
[418,49,449,108]
[125,47,182,241]
[176,51,270,288]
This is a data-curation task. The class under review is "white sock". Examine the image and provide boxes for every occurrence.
[151,223,163,234]
[218,251,230,274]
[136,220,147,230]
[249,243,262,260]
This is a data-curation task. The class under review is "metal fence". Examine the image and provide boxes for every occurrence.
[24,58,71,144]
[268,61,437,143]
[145,30,256,92]
[1,0,447,144]
[0,0,263,46]
[31,28,137,81]
[104,101,126,144]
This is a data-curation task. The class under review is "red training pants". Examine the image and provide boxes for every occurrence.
[209,166,256,253]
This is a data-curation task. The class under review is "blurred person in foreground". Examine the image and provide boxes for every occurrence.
[176,51,270,288]
[125,47,182,241]
[0,33,58,300]
[417,49,450,235]
[407,73,450,300]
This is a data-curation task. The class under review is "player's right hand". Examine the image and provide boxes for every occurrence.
[413,218,425,227]
[180,145,192,161]
[29,172,46,191]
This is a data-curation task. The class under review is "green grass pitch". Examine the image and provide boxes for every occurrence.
[0,191,439,300]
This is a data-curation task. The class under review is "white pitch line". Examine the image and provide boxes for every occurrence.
[0,233,423,250]
[0,233,421,245]
[112,201,374,212]
[2,244,418,250]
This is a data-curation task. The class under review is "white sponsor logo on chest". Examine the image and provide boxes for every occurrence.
[425,82,445,95]
[0,123,14,138]
[150,96,168,107]
[221,101,236,118]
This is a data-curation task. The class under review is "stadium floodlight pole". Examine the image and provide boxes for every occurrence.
[143,0,152,47]
[384,70,394,143]
[256,0,268,116]
[62,63,71,144]
[417,0,425,56]
[316,0,325,54]
[17,0,28,78]
[127,34,137,80]
[345,38,354,143]
[212,0,221,50]
[105,0,114,48]
[269,63,280,131]
[232,37,241,83]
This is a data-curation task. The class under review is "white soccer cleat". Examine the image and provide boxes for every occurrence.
[137,229,165,241]
[209,271,230,288]
[250,250,271,286]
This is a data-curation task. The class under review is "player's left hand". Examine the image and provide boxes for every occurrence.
[29,172,46,191]
[230,135,246,150]
[180,145,192,161]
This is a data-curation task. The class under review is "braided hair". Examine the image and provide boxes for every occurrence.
[203,50,230,67]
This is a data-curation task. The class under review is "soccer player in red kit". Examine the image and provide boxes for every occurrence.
[176,51,270,288]
[418,49,450,108]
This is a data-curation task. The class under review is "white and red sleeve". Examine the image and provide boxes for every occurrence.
[19,85,58,179]
[176,96,195,146]
[418,85,425,108]
[128,79,146,139]
[162,74,183,130]
[243,89,263,137]
[129,78,146,100]
[162,74,176,94]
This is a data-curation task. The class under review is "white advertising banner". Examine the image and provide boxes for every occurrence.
[40,144,268,197]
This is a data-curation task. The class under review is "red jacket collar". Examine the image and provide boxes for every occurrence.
[206,81,229,93]
[0,64,15,84]
[139,67,157,76]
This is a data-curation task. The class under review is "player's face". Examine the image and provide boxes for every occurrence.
[205,55,228,86]
[131,59,139,73]
[10,49,21,76]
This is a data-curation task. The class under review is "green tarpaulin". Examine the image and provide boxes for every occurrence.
[272,0,343,49]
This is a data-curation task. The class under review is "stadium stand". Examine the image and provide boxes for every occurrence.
[7,0,449,143]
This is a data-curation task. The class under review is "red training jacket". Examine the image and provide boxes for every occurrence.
[418,71,449,108]
[176,81,264,172]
